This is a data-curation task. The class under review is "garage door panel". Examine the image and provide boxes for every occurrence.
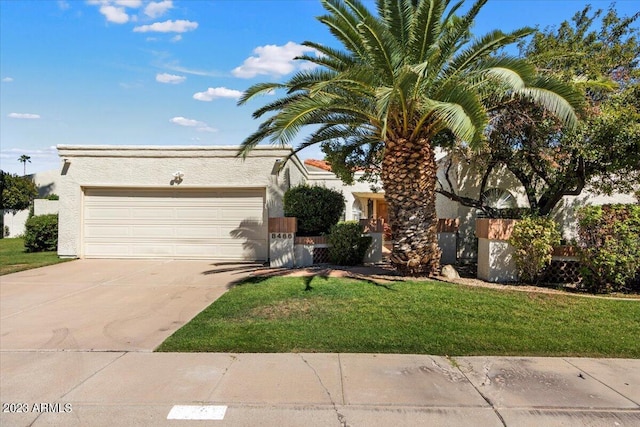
[130,208,174,220]
[84,225,132,238]
[83,188,267,260]
[85,207,133,220]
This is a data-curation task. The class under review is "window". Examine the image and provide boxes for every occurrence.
[481,188,516,209]
[352,199,363,221]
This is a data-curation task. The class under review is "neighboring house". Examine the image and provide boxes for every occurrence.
[305,149,635,261]
[2,169,61,238]
[54,144,636,262]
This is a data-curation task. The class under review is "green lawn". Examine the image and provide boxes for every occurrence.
[0,238,72,275]
[157,276,640,357]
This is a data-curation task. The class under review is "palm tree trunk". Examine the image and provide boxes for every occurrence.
[381,137,441,275]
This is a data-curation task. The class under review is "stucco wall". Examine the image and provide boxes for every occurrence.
[442,156,637,259]
[56,145,306,258]
[3,209,29,238]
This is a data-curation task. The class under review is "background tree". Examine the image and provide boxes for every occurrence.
[238,0,579,275]
[18,155,31,176]
[1,171,38,213]
[438,4,640,217]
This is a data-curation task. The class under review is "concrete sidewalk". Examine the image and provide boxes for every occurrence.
[1,352,638,426]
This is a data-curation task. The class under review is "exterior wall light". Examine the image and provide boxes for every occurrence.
[173,171,184,183]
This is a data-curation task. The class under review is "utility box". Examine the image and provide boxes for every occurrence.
[268,217,297,268]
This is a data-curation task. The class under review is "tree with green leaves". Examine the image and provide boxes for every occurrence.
[1,171,38,213]
[18,154,31,176]
[438,4,639,217]
[238,0,580,275]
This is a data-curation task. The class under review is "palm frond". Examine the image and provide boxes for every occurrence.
[445,28,534,79]
[516,76,582,128]
[237,82,286,105]
[237,119,277,158]
[410,0,445,63]
[356,17,401,81]
[320,0,373,58]
[378,0,414,55]
[418,83,487,145]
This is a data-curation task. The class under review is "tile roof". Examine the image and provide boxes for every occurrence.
[304,159,333,172]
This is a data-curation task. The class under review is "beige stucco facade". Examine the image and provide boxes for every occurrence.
[56,145,306,259]
[52,144,635,262]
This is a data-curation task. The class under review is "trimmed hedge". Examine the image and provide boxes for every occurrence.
[576,204,640,293]
[284,185,345,236]
[328,221,372,266]
[24,214,58,252]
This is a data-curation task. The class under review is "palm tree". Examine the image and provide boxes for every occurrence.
[238,0,582,275]
[18,154,31,176]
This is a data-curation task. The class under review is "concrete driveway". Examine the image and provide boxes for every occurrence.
[0,259,260,351]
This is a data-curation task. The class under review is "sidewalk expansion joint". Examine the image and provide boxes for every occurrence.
[299,354,347,427]
[455,362,507,427]
[23,351,127,427]
[206,354,238,401]
[59,351,128,400]
[562,358,640,407]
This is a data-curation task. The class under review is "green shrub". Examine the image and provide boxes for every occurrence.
[508,217,561,284]
[576,204,640,293]
[43,193,59,200]
[24,214,58,252]
[328,221,372,266]
[284,185,345,236]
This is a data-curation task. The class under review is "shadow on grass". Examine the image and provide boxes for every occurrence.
[200,262,269,287]
[228,265,403,292]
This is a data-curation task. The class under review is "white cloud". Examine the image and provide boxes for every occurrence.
[170,34,182,43]
[232,41,318,79]
[115,0,142,7]
[58,1,70,10]
[89,0,143,24]
[99,4,129,24]
[144,0,173,18]
[134,19,198,33]
[8,113,41,119]
[2,77,14,82]
[170,116,216,132]
[156,73,185,84]
[161,63,224,78]
[193,87,243,101]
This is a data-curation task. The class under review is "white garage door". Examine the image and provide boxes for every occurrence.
[83,188,267,260]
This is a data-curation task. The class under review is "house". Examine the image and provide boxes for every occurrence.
[48,144,636,262]
[56,145,306,260]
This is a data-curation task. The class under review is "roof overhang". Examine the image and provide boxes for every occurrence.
[353,191,385,200]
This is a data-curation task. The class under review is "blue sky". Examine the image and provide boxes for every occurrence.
[1,0,637,175]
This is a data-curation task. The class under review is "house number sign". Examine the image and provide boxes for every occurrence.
[271,233,293,239]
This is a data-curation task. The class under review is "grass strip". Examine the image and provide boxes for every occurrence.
[158,276,640,357]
